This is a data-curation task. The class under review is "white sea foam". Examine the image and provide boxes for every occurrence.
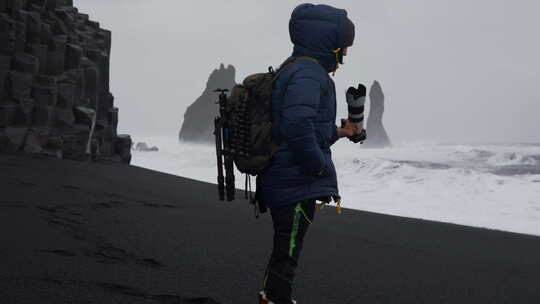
[132,137,540,236]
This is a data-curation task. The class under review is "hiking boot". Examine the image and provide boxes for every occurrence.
[259,291,297,304]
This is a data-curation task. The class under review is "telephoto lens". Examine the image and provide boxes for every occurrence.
[345,84,367,143]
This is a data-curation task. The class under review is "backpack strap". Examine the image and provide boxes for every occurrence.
[272,56,322,81]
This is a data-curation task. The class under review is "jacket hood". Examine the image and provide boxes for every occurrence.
[289,3,355,73]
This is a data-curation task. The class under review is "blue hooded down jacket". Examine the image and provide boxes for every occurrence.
[258,4,355,208]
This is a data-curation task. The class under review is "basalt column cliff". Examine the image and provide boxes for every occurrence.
[0,0,131,163]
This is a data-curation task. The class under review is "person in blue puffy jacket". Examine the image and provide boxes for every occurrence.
[257,3,361,304]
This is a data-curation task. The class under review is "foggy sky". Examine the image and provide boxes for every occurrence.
[77,0,540,143]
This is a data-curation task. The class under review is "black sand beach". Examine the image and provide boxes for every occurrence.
[1,154,539,303]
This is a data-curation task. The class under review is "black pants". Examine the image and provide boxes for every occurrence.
[263,199,316,304]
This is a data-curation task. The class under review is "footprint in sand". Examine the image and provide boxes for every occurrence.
[37,204,71,214]
[84,245,163,269]
[40,249,77,257]
[20,181,36,187]
[141,202,160,208]
[138,258,163,268]
[37,206,60,213]
[91,201,126,210]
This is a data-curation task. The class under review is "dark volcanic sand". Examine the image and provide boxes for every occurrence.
[1,154,539,303]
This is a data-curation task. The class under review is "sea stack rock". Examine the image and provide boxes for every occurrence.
[133,142,158,152]
[0,1,131,163]
[365,81,391,148]
[179,64,236,144]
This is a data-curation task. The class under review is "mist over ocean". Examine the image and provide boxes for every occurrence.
[132,137,540,236]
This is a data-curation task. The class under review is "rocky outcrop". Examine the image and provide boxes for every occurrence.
[179,64,236,144]
[365,81,391,148]
[0,0,131,163]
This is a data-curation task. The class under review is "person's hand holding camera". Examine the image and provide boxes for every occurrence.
[338,119,360,138]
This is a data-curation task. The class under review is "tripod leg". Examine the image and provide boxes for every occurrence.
[225,155,235,201]
[222,127,235,202]
[214,117,225,201]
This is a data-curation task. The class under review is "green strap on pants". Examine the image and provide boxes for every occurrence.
[289,200,312,257]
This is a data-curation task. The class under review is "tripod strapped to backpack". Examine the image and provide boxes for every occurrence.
[214,88,236,202]
[213,84,268,217]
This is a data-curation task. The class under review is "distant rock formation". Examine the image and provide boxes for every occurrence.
[133,142,158,152]
[0,1,131,163]
[179,64,236,144]
[365,81,391,148]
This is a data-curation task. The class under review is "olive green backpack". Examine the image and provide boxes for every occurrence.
[226,56,319,176]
